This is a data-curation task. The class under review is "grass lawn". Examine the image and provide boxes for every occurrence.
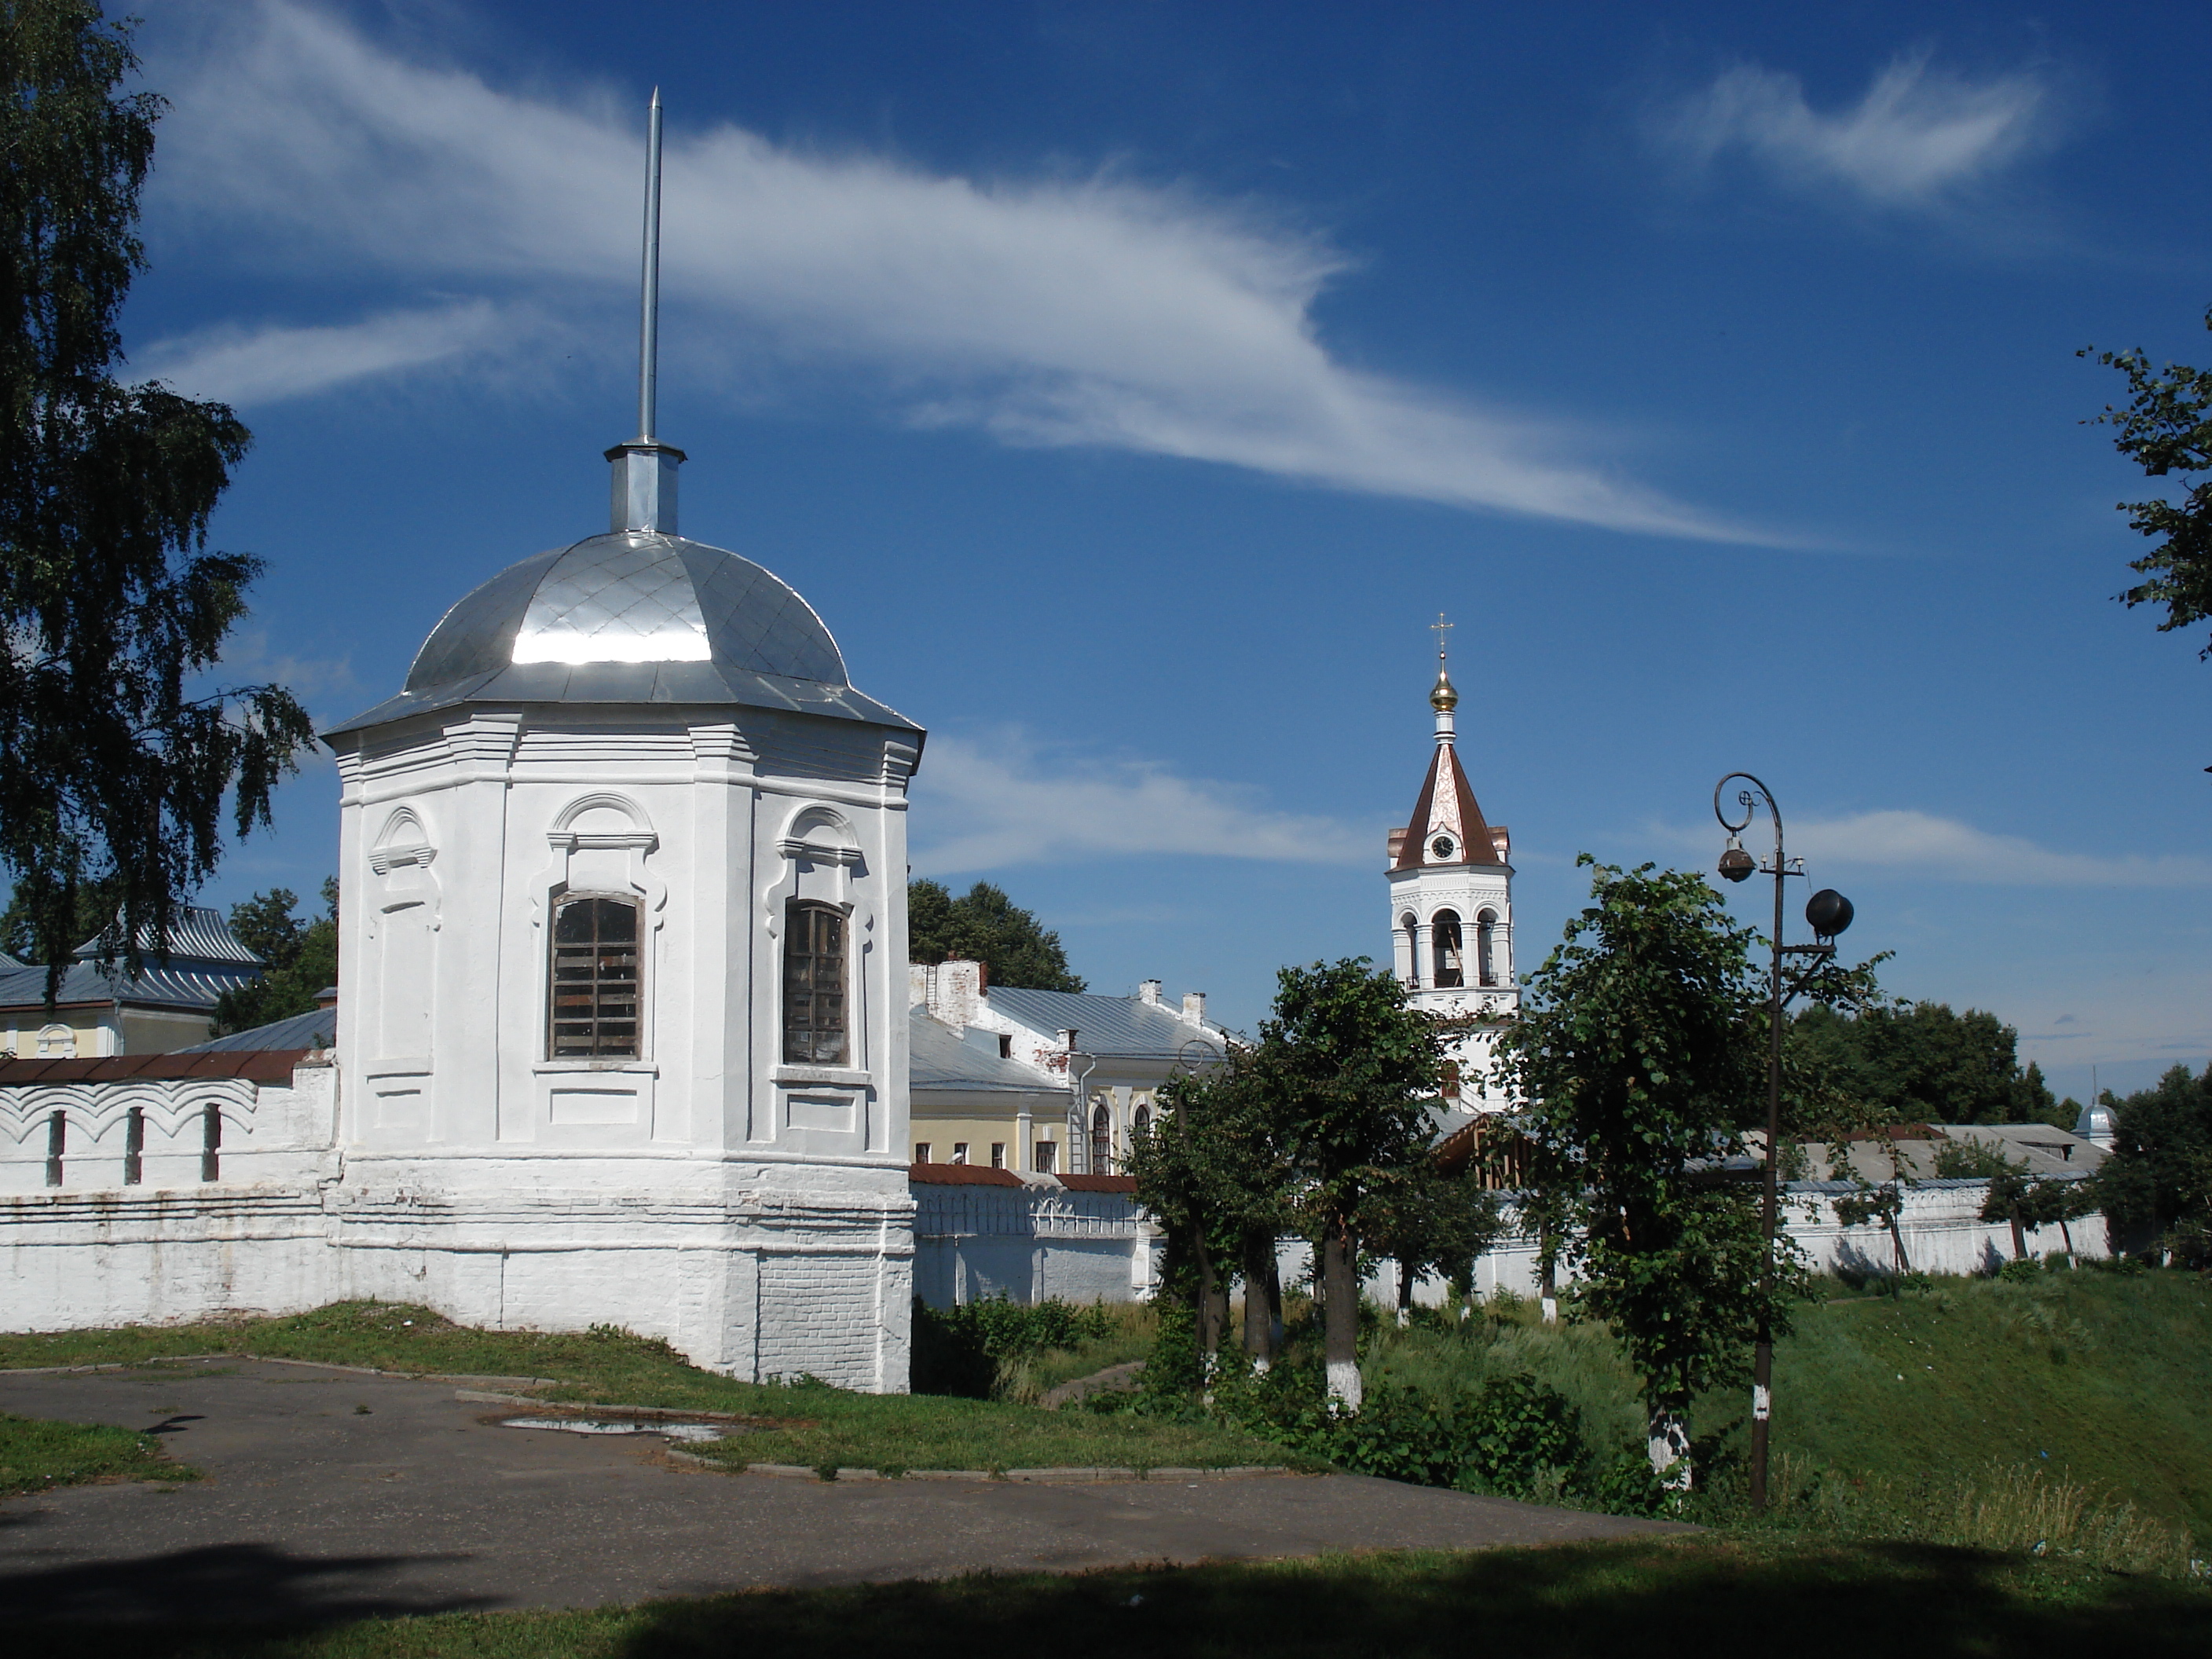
[0,1411,195,1497]
[1766,1270,2212,1546]
[1362,1267,2212,1551]
[16,1535,2212,1658]
[0,1302,1305,1476]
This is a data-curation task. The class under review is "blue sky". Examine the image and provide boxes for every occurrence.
[123,1,2208,1101]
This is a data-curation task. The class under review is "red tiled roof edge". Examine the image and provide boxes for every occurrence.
[1055,1173,1137,1194]
[907,1162,1024,1186]
[0,1049,312,1087]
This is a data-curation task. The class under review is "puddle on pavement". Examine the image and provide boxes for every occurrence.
[500,1416,728,1444]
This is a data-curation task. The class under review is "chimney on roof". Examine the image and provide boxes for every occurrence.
[1181,991,1206,1024]
[925,960,985,1029]
[1138,979,1162,1005]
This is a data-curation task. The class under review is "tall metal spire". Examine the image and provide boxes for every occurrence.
[636,86,663,446]
[606,88,684,535]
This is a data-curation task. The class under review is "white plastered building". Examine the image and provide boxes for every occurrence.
[0,434,928,1393]
[1386,647,1517,1116]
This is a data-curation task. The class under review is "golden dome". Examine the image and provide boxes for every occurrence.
[1430,661,1459,712]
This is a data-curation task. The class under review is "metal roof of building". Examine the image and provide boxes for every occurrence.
[908,1005,1060,1094]
[178,1005,337,1053]
[70,906,266,967]
[0,958,262,1016]
[982,987,1225,1061]
[326,531,918,737]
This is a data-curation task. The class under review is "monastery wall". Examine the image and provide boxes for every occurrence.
[0,1057,914,1392]
[912,1174,1157,1309]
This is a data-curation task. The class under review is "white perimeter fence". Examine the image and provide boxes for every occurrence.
[914,1172,2109,1309]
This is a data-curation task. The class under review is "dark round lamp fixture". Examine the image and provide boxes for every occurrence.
[1805,888,1854,939]
[1717,837,1756,883]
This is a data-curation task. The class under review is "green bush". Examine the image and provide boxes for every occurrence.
[1199,1360,1633,1508]
[909,1296,1111,1397]
[1999,1258,2043,1284]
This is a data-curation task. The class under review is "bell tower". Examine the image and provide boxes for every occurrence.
[1385,617,1516,1111]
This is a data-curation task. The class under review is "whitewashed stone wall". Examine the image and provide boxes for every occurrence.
[1339,1175,2112,1306]
[913,1177,1158,1308]
[0,1063,341,1329]
[0,1055,914,1392]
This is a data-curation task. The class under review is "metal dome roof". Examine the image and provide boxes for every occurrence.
[325,531,917,737]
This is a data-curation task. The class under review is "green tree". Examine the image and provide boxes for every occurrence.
[907,879,1083,992]
[1128,1051,1292,1378]
[1492,858,1782,1489]
[0,869,114,960]
[1,2,313,996]
[1364,1163,1503,1324]
[2082,306,2212,760]
[1249,958,1442,1412]
[2093,1064,2212,1262]
[212,878,335,1035]
[1792,1002,2064,1127]
[1933,1137,2042,1262]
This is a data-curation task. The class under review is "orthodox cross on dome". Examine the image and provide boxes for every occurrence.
[1428,613,1459,719]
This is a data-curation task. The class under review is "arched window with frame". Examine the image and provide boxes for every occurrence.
[1090,1100,1112,1174]
[1476,909,1499,987]
[1400,912,1420,987]
[1432,909,1465,988]
[1132,1101,1152,1142]
[549,894,643,1059]
[783,901,849,1065]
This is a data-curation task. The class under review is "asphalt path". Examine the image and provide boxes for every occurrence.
[0,1357,1681,1624]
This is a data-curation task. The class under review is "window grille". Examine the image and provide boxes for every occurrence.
[1090,1102,1112,1174]
[550,895,642,1059]
[1035,1140,1057,1174]
[782,902,848,1064]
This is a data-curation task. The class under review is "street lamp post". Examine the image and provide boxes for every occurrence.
[1713,773,1853,1511]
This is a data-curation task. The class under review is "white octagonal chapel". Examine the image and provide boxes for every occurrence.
[320,454,925,1390]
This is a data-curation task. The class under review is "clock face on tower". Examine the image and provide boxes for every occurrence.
[1430,834,1455,860]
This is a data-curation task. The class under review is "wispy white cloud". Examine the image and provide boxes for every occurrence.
[210,628,359,703]
[133,0,1754,541]
[1660,53,2050,206]
[909,732,1368,874]
[141,300,518,407]
[1792,810,2212,888]
[1650,808,2211,888]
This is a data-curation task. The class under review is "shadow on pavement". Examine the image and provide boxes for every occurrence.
[599,1537,2212,1659]
[1,1540,487,1626]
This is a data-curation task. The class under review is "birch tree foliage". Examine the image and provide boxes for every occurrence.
[1,1,313,991]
